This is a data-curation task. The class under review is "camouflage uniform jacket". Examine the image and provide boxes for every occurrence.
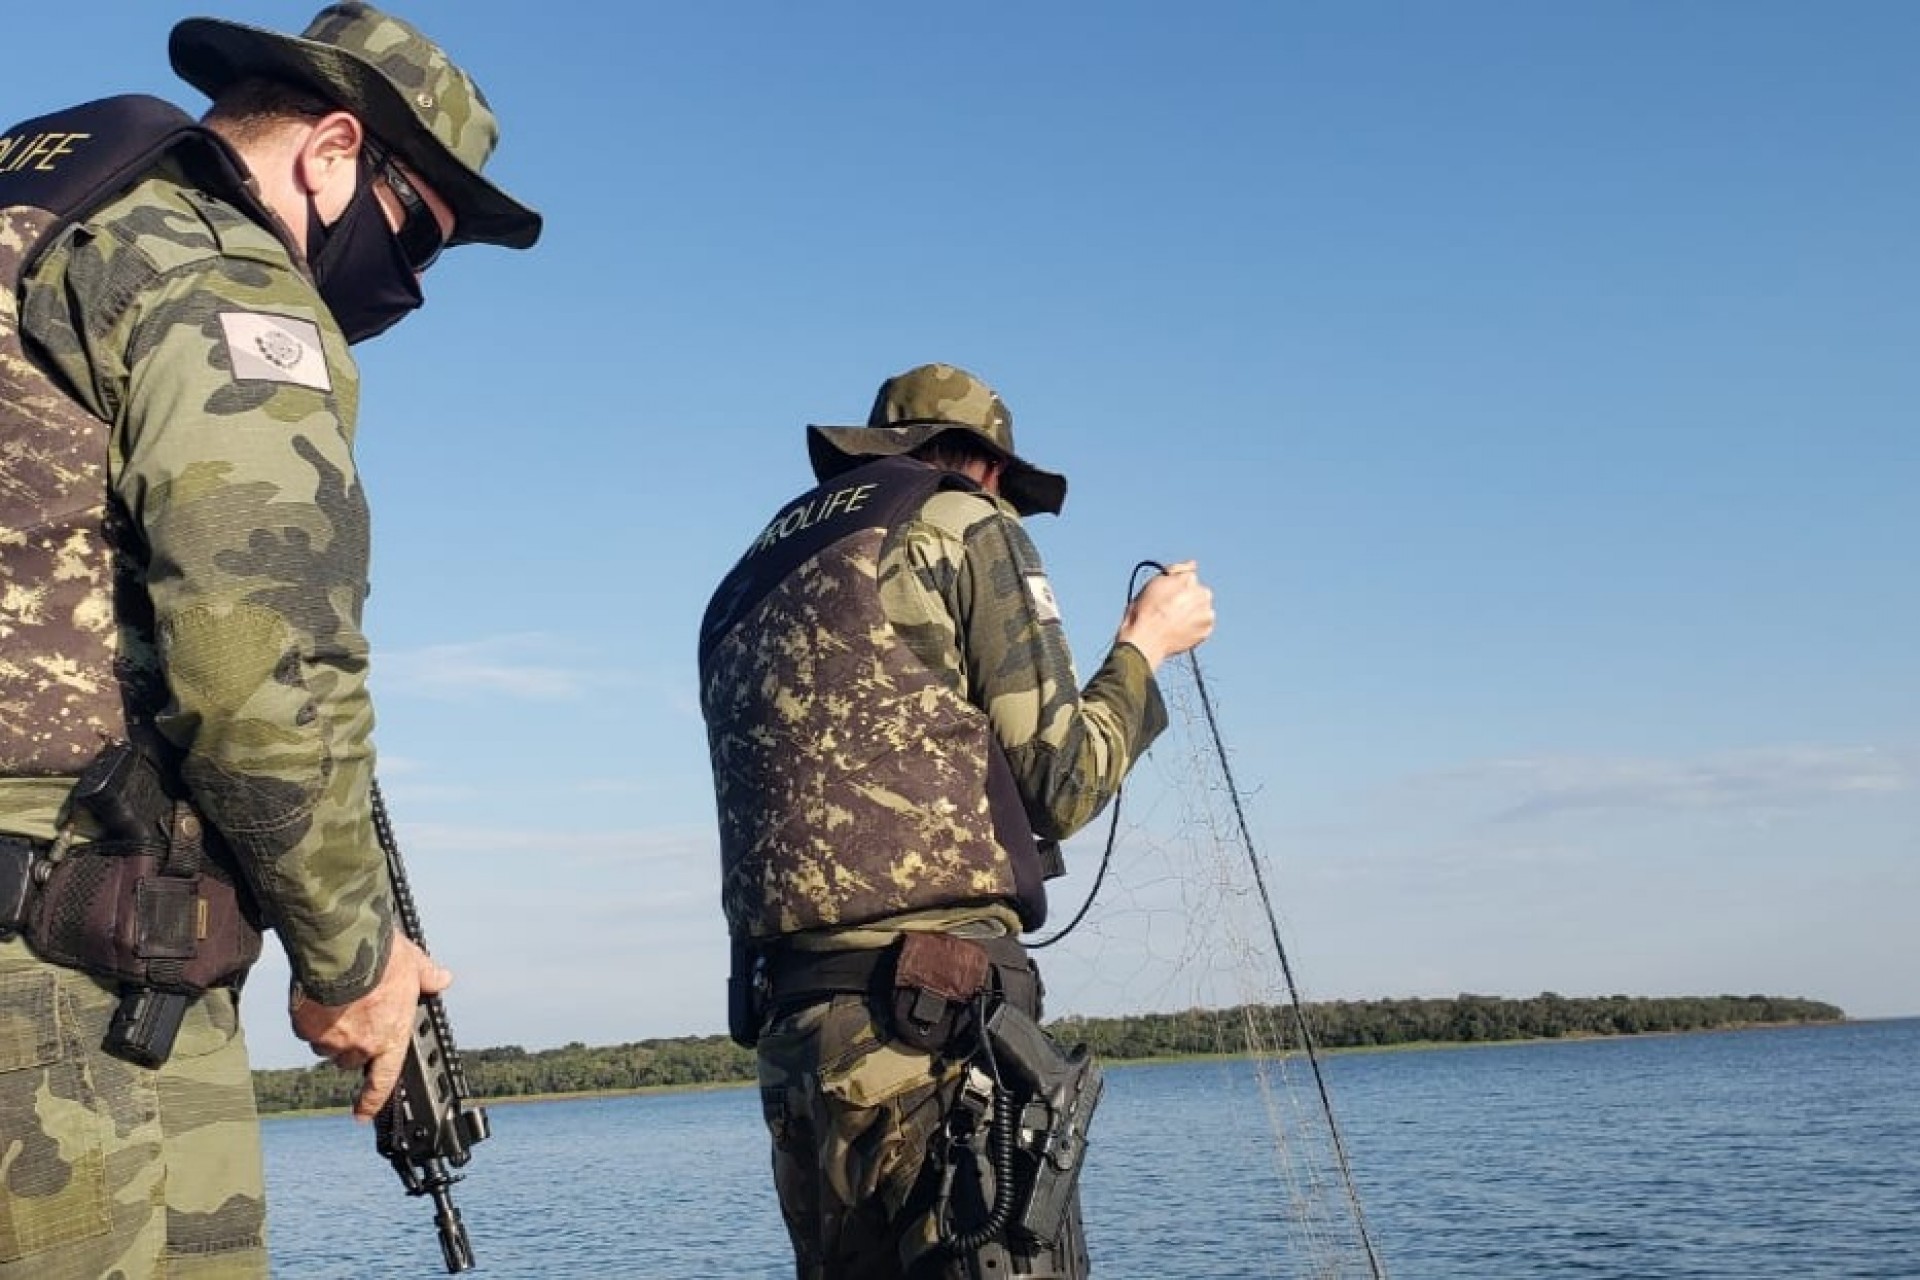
[701,455,1166,942]
[0,99,392,1004]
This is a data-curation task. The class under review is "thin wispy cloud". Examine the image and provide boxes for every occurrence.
[400,821,712,866]
[1432,745,1917,823]
[376,634,601,701]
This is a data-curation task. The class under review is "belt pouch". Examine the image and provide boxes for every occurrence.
[27,840,166,984]
[889,932,991,1053]
[25,840,261,992]
[727,937,766,1049]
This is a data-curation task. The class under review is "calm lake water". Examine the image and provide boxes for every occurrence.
[262,1017,1920,1278]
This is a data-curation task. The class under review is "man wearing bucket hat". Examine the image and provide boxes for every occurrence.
[699,362,1216,1277]
[0,5,537,1276]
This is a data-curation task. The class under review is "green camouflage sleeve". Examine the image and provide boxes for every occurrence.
[24,173,393,1004]
[879,488,1168,843]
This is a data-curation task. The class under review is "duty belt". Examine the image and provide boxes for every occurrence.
[766,934,1041,1021]
[764,944,887,1018]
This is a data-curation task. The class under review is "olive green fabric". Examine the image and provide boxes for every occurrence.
[8,153,392,1005]
[758,993,968,1278]
[704,466,1026,940]
[757,981,1091,1278]
[808,363,1067,516]
[710,448,1150,1275]
[170,2,540,248]
[879,486,1165,840]
[704,465,1164,940]
[0,939,267,1280]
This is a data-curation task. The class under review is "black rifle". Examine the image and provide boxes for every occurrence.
[370,782,490,1273]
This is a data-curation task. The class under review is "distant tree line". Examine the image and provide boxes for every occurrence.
[253,1033,757,1114]
[251,993,1845,1114]
[1047,993,1844,1060]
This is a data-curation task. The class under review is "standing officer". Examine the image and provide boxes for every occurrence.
[0,5,538,1276]
[699,363,1217,1278]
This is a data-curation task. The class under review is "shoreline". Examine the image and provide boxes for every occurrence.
[259,1016,1892,1119]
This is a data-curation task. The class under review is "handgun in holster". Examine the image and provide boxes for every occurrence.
[30,741,263,1067]
[76,742,190,1066]
[982,999,1104,1246]
[68,739,173,846]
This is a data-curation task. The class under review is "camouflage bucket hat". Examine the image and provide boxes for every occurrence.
[807,363,1068,516]
[169,2,540,249]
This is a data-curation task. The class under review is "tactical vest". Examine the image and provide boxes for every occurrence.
[0,96,238,776]
[699,456,1049,940]
[0,99,274,1024]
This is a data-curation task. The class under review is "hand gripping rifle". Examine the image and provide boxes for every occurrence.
[370,782,491,1273]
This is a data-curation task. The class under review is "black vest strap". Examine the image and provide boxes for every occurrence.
[0,95,248,276]
[700,455,968,660]
[988,735,1049,930]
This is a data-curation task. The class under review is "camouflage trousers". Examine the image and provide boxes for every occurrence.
[0,938,267,1279]
[757,983,1090,1279]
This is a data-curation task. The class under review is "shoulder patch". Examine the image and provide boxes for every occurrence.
[218,311,331,391]
[1025,573,1062,624]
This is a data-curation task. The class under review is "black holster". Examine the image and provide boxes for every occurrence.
[25,829,263,995]
[727,936,768,1049]
[21,743,264,1064]
[933,1000,1101,1277]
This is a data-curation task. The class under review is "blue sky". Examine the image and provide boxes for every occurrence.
[13,2,1915,1067]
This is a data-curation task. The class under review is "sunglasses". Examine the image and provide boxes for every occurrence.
[366,142,447,272]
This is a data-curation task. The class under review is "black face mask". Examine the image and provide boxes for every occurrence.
[305,160,423,344]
